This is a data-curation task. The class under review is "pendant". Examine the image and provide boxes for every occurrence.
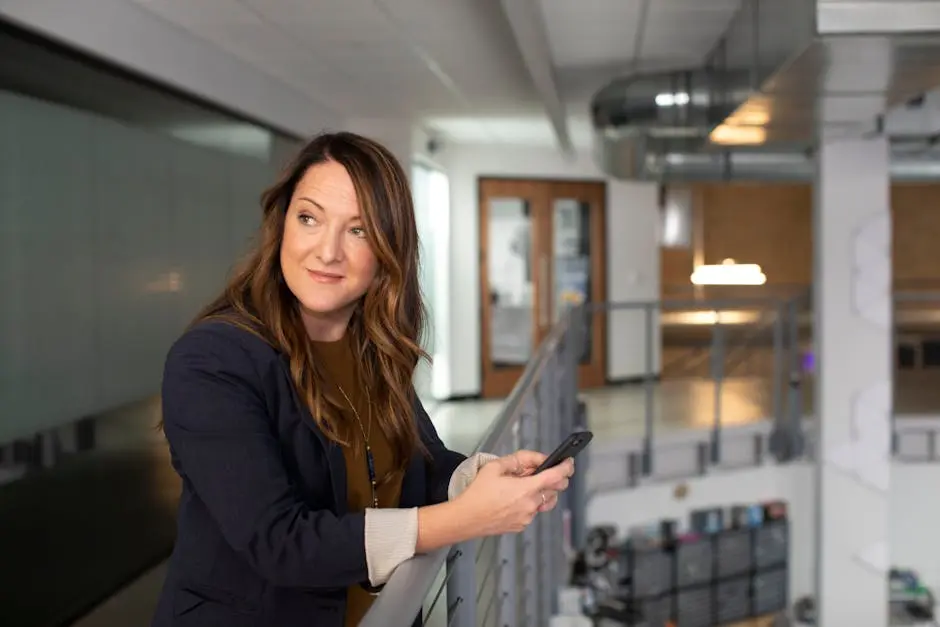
[366,446,378,508]
[365,446,376,480]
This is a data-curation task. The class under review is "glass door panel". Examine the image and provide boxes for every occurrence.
[552,198,593,363]
[487,197,534,367]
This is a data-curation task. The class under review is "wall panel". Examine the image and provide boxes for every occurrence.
[661,182,940,294]
[0,90,277,444]
[891,184,940,286]
[700,183,813,286]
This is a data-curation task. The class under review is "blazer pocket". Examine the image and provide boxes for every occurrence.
[173,583,260,622]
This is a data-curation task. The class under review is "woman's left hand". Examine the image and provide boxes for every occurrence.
[502,449,574,512]
[505,449,575,478]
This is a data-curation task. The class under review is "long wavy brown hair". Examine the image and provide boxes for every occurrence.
[195,131,428,471]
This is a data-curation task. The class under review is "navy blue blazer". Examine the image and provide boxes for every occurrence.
[151,320,466,627]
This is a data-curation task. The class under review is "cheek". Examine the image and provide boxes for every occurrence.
[280,224,308,261]
[279,226,307,279]
[349,244,379,284]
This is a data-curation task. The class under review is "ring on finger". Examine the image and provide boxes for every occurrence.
[540,491,547,506]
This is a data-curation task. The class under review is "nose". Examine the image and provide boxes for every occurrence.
[313,223,344,264]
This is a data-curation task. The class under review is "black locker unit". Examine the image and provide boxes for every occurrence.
[616,508,790,627]
[631,547,675,598]
[675,585,712,627]
[715,576,751,624]
[753,567,788,615]
[675,538,713,588]
[635,594,674,626]
[716,528,752,579]
[754,520,788,569]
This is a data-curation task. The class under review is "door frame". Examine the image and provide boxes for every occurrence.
[478,177,608,398]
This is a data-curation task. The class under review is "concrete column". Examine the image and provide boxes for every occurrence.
[813,135,892,626]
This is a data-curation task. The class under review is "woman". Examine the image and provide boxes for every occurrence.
[151,132,575,627]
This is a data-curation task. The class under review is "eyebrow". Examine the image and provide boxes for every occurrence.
[296,196,362,221]
[297,196,325,211]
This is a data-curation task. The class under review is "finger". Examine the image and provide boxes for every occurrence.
[531,462,570,489]
[549,477,570,492]
[512,450,547,474]
[538,490,559,513]
[491,454,526,475]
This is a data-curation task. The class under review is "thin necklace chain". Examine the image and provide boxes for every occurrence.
[337,384,378,509]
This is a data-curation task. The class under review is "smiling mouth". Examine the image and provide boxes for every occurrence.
[307,269,344,283]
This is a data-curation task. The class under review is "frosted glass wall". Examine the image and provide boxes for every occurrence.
[411,163,450,402]
[0,90,281,444]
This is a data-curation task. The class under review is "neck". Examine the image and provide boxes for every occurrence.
[301,305,354,342]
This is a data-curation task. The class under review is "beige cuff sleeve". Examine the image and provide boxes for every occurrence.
[447,452,499,500]
[364,507,419,586]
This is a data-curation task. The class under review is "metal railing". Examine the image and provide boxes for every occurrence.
[360,310,587,627]
[363,288,940,626]
[593,292,810,473]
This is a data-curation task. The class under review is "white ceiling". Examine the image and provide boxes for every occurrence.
[120,0,739,147]
[540,0,742,71]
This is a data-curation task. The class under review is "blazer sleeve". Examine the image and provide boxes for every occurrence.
[413,397,467,504]
[161,325,369,589]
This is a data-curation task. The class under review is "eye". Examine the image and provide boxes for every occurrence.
[298,213,318,226]
[350,226,366,239]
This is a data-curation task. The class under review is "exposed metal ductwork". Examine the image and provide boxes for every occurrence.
[593,0,940,181]
[598,145,940,182]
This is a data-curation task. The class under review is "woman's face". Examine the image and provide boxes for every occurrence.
[280,160,378,337]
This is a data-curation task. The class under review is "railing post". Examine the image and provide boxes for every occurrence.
[536,368,560,621]
[771,301,784,425]
[710,316,725,464]
[777,296,805,461]
[891,297,898,454]
[643,303,656,475]
[628,451,640,487]
[562,309,590,553]
[446,541,477,627]
[519,399,540,625]
[497,532,517,627]
[567,397,589,553]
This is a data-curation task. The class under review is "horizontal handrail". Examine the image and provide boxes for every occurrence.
[588,296,805,311]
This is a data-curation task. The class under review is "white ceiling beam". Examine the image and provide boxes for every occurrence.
[499,0,573,155]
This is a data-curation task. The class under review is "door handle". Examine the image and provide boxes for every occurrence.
[539,254,550,328]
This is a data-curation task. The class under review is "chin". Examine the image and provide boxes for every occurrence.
[298,293,358,318]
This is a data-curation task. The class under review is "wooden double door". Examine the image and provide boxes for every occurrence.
[479,178,608,399]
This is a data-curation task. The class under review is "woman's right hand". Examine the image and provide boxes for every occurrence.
[453,451,574,537]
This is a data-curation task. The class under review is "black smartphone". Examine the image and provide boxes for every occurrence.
[534,430,593,474]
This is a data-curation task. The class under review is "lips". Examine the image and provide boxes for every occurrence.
[307,269,344,284]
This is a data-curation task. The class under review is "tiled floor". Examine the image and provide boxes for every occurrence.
[68,371,940,626]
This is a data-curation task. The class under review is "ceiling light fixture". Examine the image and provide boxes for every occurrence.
[690,258,767,286]
[710,124,767,146]
[655,92,691,107]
